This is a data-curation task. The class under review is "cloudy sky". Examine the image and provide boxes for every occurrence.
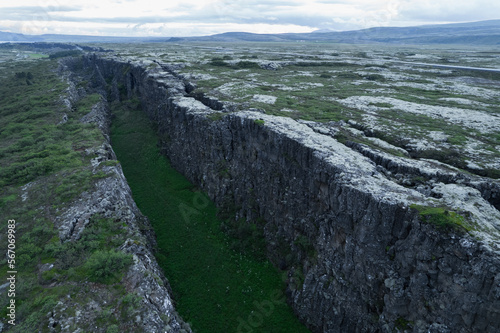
[0,0,499,37]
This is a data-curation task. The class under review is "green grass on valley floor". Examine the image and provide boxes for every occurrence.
[110,99,311,333]
[28,53,49,59]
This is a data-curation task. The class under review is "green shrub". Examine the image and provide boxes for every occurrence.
[364,74,386,81]
[120,293,142,319]
[368,102,393,108]
[337,72,363,79]
[210,58,229,67]
[102,160,119,166]
[395,317,412,330]
[75,93,102,115]
[84,249,133,283]
[0,194,17,207]
[49,50,82,59]
[294,234,316,260]
[106,325,119,333]
[235,61,260,69]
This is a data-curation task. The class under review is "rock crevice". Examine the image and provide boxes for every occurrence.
[82,53,500,333]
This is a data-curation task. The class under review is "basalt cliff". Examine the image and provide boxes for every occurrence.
[77,53,500,333]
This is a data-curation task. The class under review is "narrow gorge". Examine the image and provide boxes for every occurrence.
[76,52,500,333]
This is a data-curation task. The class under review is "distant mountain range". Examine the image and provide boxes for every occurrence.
[1,19,500,45]
[0,31,143,43]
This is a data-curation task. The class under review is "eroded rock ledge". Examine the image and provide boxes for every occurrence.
[82,53,500,333]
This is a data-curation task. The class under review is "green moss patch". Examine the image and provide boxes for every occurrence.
[410,204,472,232]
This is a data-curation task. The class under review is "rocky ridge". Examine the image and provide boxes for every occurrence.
[81,53,500,332]
[20,59,193,333]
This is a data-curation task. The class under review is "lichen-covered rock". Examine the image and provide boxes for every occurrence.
[80,100,111,139]
[259,61,282,70]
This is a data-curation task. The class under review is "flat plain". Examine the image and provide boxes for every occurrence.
[106,42,500,178]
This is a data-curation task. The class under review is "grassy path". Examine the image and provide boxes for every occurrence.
[110,102,310,333]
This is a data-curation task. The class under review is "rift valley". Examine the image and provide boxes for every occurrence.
[1,41,500,332]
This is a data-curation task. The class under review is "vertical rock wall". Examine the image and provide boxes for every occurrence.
[83,54,500,333]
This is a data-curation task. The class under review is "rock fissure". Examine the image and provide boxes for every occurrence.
[343,139,500,212]
[78,53,500,333]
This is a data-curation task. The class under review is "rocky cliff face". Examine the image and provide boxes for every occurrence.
[82,53,500,332]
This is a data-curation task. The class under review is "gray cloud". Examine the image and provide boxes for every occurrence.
[1,1,499,37]
[1,5,81,15]
[0,5,323,28]
[0,1,353,30]
[397,0,500,24]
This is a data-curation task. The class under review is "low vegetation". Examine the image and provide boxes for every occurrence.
[410,204,472,232]
[49,50,83,59]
